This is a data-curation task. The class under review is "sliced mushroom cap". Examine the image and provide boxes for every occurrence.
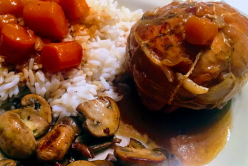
[92,160,114,166]
[55,117,82,136]
[11,108,50,138]
[0,112,36,159]
[76,97,120,137]
[152,148,181,166]
[128,138,146,149]
[67,160,96,166]
[0,159,17,166]
[21,94,52,123]
[114,146,166,166]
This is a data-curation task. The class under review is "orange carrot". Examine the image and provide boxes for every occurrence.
[0,14,17,32]
[21,0,39,6]
[59,0,90,20]
[40,41,83,73]
[184,15,218,45]
[0,23,36,64]
[40,0,60,3]
[23,1,69,39]
[40,0,89,20]
[0,0,23,15]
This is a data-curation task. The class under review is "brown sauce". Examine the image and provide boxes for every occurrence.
[116,82,232,166]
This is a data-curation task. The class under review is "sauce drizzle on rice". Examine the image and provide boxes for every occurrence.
[0,0,143,118]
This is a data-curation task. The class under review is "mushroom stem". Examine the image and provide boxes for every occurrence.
[71,142,95,158]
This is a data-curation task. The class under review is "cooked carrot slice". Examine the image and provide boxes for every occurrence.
[21,0,39,5]
[59,0,90,20]
[0,14,17,32]
[40,0,89,20]
[40,41,83,73]
[23,1,69,39]
[40,0,60,3]
[184,15,218,45]
[0,0,23,15]
[0,23,36,64]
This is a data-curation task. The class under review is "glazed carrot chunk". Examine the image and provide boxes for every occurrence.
[40,41,83,73]
[0,24,36,64]
[185,15,218,45]
[40,0,89,20]
[21,0,39,5]
[23,1,69,39]
[0,0,23,15]
[0,14,17,32]
[59,0,90,20]
[40,0,60,3]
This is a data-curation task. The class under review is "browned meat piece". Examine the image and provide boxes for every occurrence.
[125,1,248,111]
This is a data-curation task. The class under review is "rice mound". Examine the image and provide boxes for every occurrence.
[0,0,143,117]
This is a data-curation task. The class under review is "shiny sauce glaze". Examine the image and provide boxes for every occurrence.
[116,79,231,166]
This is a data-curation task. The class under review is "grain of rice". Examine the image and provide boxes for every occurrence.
[9,86,16,98]
[86,71,93,76]
[13,86,19,96]
[102,68,113,73]
[4,77,19,90]
[100,76,110,89]
[45,82,51,92]
[26,82,35,94]
[35,82,41,95]
[23,68,29,79]
[51,89,65,99]
[101,73,111,78]
[5,75,18,83]
[66,69,78,75]
[110,70,117,75]
[72,76,85,83]
[90,87,97,95]
[88,60,101,66]
[29,58,34,70]
[50,79,60,91]
[33,65,39,70]
[28,70,35,86]
[36,71,45,83]
[40,87,46,97]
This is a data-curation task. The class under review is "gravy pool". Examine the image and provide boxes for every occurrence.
[116,79,232,166]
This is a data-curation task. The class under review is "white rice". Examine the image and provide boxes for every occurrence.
[0,0,143,117]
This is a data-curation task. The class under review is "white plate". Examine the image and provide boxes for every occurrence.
[114,0,248,166]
